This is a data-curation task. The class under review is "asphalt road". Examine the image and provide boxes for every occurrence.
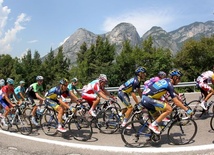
[0,92,214,155]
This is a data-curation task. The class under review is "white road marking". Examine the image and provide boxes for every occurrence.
[0,130,214,153]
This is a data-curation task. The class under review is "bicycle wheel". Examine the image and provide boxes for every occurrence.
[40,109,58,136]
[23,107,32,117]
[167,118,197,145]
[187,100,204,119]
[96,106,120,134]
[0,116,10,131]
[17,115,32,135]
[121,120,151,147]
[68,116,93,141]
[210,115,214,130]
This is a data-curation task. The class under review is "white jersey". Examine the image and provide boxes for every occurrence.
[196,70,214,83]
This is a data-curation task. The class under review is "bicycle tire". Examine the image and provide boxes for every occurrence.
[121,120,151,147]
[187,100,204,119]
[18,115,32,135]
[0,116,10,131]
[167,118,197,145]
[210,115,214,130]
[96,106,120,134]
[68,116,93,141]
[40,109,58,136]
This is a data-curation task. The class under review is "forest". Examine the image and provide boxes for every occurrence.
[0,35,214,91]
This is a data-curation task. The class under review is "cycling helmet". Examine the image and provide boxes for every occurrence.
[169,69,183,77]
[72,78,78,83]
[20,80,25,84]
[60,78,69,85]
[158,71,166,78]
[135,66,147,74]
[7,78,14,85]
[0,79,5,87]
[36,76,44,81]
[98,74,108,82]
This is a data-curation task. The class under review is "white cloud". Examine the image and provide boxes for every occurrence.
[0,0,10,36]
[102,8,175,35]
[0,1,30,54]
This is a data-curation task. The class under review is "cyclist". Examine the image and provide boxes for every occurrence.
[139,69,193,134]
[0,78,16,126]
[81,74,114,117]
[25,76,45,126]
[196,69,214,110]
[118,66,147,127]
[14,80,26,104]
[144,71,167,90]
[45,78,76,132]
[67,78,81,103]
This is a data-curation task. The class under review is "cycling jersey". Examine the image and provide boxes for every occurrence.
[118,76,141,107]
[14,86,25,100]
[0,85,14,108]
[143,78,176,100]
[81,79,103,104]
[196,70,214,92]
[118,76,141,93]
[45,86,70,102]
[196,71,214,83]
[26,82,44,105]
[67,83,77,92]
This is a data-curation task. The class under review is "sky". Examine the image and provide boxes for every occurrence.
[0,0,214,58]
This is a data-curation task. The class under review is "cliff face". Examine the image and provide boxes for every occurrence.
[49,21,214,64]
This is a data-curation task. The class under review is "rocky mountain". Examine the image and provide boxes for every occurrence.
[50,20,214,64]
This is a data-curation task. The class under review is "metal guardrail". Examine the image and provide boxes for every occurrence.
[77,81,201,93]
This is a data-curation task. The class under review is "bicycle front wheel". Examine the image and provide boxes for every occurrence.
[96,107,120,134]
[18,115,32,135]
[40,109,58,136]
[121,120,151,147]
[167,118,197,145]
[187,100,204,119]
[68,116,93,141]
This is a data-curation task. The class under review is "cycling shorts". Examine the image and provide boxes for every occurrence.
[81,93,97,106]
[140,95,166,113]
[45,99,60,111]
[117,91,132,108]
[0,96,11,109]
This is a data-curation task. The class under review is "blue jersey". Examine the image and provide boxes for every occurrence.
[14,86,25,100]
[143,78,175,99]
[45,86,70,101]
[118,76,141,94]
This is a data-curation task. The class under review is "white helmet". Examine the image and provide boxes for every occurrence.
[98,74,108,82]
[36,76,44,81]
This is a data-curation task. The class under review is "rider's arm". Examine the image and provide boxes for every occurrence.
[69,90,80,104]
[98,90,109,100]
[172,96,188,111]
[35,92,45,101]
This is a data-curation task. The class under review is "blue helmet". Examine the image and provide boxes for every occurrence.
[169,69,183,77]
[7,78,14,85]
[135,66,147,75]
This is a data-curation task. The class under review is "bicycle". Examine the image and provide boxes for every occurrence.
[120,104,197,147]
[187,93,214,119]
[0,104,33,135]
[40,99,93,141]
